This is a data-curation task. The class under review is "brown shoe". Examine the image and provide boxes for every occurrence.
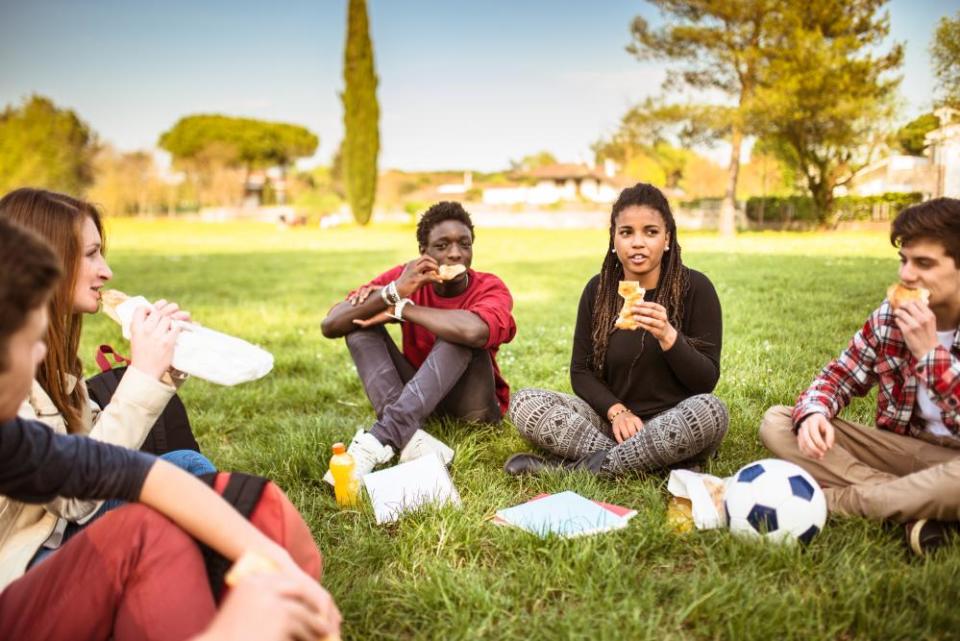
[904,519,959,556]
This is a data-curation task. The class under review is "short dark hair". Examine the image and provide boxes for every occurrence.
[890,198,960,266]
[416,201,475,249]
[0,217,62,370]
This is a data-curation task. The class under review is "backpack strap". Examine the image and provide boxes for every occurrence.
[199,472,270,600]
[94,344,131,373]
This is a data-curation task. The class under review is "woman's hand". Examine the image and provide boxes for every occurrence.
[608,403,643,444]
[396,256,442,298]
[129,300,188,381]
[632,301,678,350]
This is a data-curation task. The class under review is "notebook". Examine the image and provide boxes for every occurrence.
[494,491,632,538]
[362,454,461,524]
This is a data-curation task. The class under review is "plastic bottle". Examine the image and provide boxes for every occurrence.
[329,443,360,508]
[666,496,695,534]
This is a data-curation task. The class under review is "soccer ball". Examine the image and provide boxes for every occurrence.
[724,458,827,544]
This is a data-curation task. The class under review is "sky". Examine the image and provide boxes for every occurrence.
[1,0,958,171]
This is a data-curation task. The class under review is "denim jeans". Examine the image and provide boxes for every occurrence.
[28,449,216,568]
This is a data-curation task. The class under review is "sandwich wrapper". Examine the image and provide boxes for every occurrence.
[113,296,274,386]
[666,469,727,530]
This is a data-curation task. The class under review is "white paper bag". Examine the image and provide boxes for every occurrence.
[667,469,728,530]
[114,296,274,386]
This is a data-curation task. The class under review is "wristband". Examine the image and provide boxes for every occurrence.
[389,298,415,322]
[380,280,401,306]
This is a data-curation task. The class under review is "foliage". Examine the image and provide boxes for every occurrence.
[0,95,97,195]
[745,192,922,224]
[628,0,782,235]
[750,0,902,222]
[83,220,960,640]
[158,114,317,169]
[510,151,559,172]
[289,166,344,223]
[895,113,940,156]
[341,0,380,225]
[932,12,960,109]
[87,146,175,216]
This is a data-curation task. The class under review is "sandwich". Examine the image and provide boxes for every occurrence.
[614,281,646,330]
[437,264,466,281]
[886,283,930,310]
[100,289,130,324]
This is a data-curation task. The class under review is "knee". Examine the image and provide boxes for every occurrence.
[759,405,796,453]
[107,505,196,552]
[161,450,217,476]
[506,388,540,431]
[432,338,474,362]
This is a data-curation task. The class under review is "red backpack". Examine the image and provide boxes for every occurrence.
[200,472,324,600]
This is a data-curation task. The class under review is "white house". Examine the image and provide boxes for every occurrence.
[482,162,625,206]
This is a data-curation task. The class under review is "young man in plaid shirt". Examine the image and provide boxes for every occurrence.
[761,198,960,556]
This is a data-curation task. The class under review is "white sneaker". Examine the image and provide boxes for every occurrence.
[323,429,395,487]
[398,429,455,467]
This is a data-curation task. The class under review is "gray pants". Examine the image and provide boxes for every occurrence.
[508,388,729,475]
[346,325,502,451]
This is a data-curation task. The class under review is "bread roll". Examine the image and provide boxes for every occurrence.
[437,264,466,281]
[614,281,646,330]
[886,283,930,310]
[100,289,129,324]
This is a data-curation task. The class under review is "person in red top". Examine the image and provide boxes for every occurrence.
[321,202,516,481]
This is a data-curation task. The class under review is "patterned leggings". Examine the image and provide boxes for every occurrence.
[508,389,729,475]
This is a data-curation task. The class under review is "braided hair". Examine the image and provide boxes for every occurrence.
[590,183,690,373]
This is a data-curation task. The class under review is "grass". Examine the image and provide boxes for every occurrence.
[81,219,959,640]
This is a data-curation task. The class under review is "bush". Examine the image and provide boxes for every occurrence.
[745,192,924,224]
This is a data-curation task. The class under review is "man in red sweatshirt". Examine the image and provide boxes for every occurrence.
[322,202,517,481]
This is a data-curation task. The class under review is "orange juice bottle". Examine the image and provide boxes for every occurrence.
[329,443,359,508]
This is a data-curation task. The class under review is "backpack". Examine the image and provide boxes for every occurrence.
[85,344,201,455]
[199,472,324,601]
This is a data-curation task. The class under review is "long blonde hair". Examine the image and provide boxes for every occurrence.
[0,188,106,433]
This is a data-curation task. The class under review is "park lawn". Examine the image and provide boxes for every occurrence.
[82,219,959,640]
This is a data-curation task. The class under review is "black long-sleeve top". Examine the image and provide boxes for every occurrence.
[570,269,723,421]
[0,417,154,504]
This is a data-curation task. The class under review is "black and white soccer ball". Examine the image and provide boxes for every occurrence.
[724,458,827,544]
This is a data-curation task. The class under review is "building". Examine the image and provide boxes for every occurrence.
[481,161,628,206]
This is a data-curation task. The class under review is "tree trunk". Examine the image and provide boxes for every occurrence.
[809,178,833,226]
[719,125,742,237]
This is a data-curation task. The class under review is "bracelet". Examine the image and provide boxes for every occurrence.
[608,407,633,422]
[389,298,415,322]
[380,280,401,306]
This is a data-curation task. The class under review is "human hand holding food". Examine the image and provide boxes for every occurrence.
[632,301,678,350]
[129,302,185,380]
[396,256,443,297]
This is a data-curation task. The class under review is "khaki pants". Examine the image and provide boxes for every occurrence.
[759,405,960,523]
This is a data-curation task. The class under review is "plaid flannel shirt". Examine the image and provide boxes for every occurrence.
[793,301,960,437]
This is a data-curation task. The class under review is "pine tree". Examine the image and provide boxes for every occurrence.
[341,0,380,226]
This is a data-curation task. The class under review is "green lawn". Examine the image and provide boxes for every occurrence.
[83,220,959,640]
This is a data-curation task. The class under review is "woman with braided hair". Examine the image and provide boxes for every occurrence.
[505,183,728,476]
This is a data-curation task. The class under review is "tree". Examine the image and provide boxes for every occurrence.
[0,95,97,195]
[341,0,380,226]
[158,115,318,206]
[932,12,960,109]
[752,0,902,221]
[510,151,558,172]
[628,1,779,236]
[896,112,940,156]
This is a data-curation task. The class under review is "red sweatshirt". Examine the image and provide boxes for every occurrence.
[362,266,516,414]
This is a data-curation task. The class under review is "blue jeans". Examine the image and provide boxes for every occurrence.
[28,449,216,568]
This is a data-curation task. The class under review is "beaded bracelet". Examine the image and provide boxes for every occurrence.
[609,407,633,422]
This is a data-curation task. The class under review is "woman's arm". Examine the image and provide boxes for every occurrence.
[569,278,621,418]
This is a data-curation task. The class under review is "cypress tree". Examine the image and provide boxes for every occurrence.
[341,0,379,225]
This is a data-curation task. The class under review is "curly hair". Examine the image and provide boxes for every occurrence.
[416,201,475,249]
[591,183,690,374]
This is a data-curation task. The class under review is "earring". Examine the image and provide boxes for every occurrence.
[665,246,670,252]
[611,248,616,253]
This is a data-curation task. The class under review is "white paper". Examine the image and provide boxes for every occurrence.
[667,469,727,529]
[114,296,274,386]
[362,454,461,524]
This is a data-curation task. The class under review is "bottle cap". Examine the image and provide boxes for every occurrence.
[332,442,346,455]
